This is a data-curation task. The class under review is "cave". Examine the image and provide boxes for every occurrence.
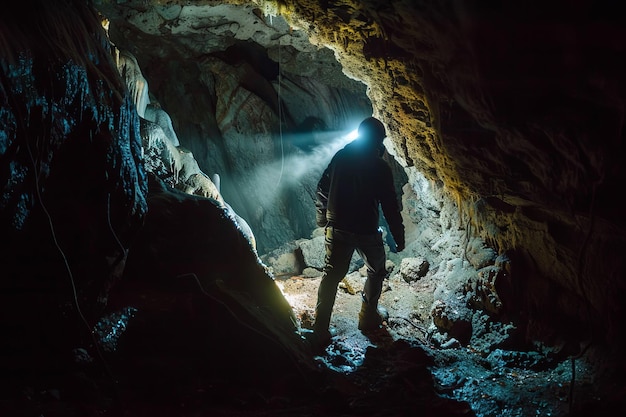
[1,1,625,416]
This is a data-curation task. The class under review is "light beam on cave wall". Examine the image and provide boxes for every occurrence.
[233,128,359,213]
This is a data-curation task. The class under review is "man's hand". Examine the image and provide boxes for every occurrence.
[390,242,404,253]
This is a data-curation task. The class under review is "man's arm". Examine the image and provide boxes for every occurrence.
[379,164,405,251]
[315,165,331,227]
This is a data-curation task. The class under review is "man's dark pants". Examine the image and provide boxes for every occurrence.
[314,226,387,333]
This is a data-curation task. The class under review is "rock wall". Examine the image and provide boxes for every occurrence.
[1,0,148,356]
[0,0,314,387]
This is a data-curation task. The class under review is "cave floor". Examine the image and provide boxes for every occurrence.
[0,272,614,417]
[277,272,605,417]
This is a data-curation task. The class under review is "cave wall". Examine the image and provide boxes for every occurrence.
[0,0,316,397]
[0,0,148,355]
[100,1,374,254]
[96,0,626,352]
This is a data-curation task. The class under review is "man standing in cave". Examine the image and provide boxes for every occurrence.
[308,116,405,350]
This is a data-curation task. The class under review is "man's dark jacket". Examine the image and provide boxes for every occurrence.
[315,139,405,248]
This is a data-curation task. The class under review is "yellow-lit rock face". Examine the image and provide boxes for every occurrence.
[96,0,626,351]
[267,0,626,348]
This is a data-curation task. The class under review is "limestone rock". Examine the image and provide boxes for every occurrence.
[398,257,430,283]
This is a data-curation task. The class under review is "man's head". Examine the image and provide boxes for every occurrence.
[358,117,386,144]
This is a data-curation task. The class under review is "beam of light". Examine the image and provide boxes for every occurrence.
[231,128,362,212]
[275,280,311,311]
[345,128,359,142]
[273,129,357,186]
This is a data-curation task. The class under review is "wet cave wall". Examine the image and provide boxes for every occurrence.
[97,0,626,359]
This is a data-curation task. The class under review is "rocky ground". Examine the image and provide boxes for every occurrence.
[277,268,605,417]
[0,258,613,417]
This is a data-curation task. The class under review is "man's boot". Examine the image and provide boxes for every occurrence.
[311,320,333,349]
[358,298,389,331]
[306,279,337,352]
